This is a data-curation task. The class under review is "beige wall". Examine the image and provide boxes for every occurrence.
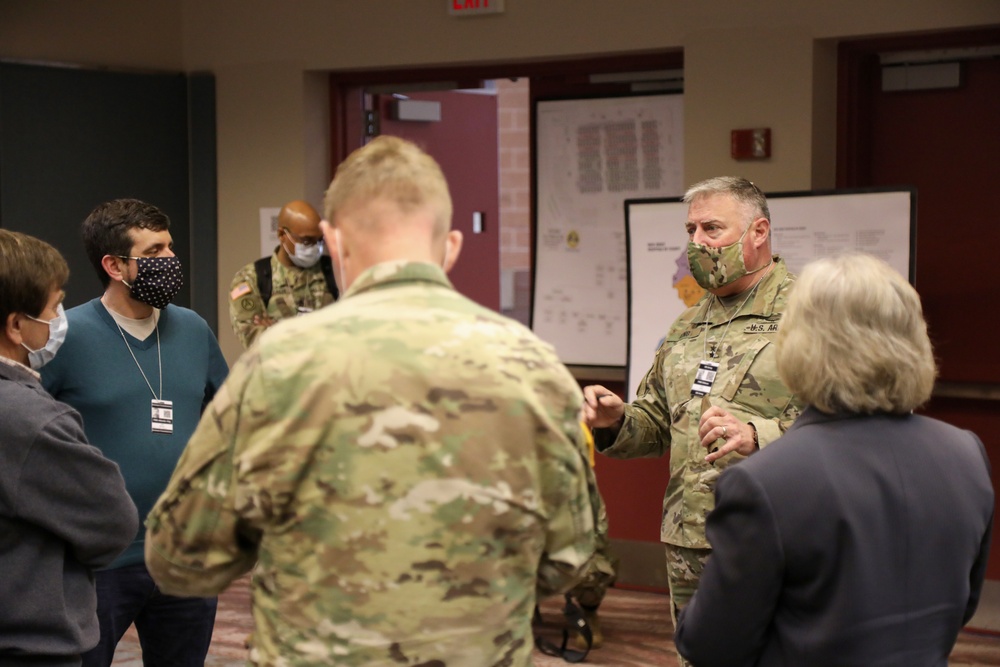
[2,0,998,361]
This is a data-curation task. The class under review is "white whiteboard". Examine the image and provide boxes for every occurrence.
[531,94,684,366]
[625,189,915,401]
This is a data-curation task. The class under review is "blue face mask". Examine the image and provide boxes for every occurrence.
[21,303,68,369]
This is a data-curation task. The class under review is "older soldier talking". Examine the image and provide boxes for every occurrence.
[583,176,803,666]
[146,135,600,667]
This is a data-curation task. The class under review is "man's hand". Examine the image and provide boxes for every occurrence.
[582,384,624,429]
[698,404,757,463]
[251,314,276,329]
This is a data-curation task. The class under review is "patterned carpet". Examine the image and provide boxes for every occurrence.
[111,575,1000,666]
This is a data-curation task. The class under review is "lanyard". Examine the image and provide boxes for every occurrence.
[114,313,162,400]
[701,259,774,359]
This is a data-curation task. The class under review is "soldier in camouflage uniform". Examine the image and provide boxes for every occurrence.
[228,200,336,350]
[582,177,803,667]
[146,136,601,667]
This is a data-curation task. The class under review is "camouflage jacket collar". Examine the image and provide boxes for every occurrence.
[693,255,790,324]
[343,260,453,299]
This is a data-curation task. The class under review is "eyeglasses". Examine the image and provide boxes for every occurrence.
[281,227,323,247]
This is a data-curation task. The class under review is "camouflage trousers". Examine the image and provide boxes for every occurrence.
[569,494,618,609]
[665,543,712,667]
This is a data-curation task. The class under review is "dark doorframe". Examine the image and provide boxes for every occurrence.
[328,51,683,168]
[837,26,1000,188]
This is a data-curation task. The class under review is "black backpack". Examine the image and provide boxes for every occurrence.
[254,255,339,305]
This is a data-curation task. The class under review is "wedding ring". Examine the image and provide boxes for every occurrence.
[721,425,727,437]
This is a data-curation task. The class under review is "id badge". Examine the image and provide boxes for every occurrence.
[690,360,719,397]
[151,399,174,434]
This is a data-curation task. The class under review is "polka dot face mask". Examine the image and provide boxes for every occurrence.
[119,256,184,309]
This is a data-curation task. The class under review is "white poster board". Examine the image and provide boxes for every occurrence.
[531,94,684,366]
[259,206,281,257]
[625,189,915,401]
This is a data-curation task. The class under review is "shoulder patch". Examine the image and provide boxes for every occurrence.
[230,282,252,301]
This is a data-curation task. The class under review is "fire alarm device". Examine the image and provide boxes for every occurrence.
[731,128,771,160]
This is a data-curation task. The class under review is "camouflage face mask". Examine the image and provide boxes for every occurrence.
[687,223,755,290]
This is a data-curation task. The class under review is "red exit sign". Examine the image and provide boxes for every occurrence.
[448,0,505,16]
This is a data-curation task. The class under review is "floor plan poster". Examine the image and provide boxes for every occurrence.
[532,94,684,366]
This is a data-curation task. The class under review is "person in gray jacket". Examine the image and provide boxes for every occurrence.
[0,229,137,667]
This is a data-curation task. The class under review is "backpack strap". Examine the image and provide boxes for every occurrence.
[256,255,338,307]
[532,595,592,663]
[254,256,273,306]
[319,255,340,300]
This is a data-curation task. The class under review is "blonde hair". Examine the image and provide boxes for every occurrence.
[777,253,935,414]
[323,135,452,240]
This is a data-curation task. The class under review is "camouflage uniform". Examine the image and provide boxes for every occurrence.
[569,498,617,609]
[146,261,601,667]
[228,250,335,349]
[569,427,617,610]
[594,256,802,631]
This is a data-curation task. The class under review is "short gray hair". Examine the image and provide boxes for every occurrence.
[776,253,935,414]
[682,176,770,229]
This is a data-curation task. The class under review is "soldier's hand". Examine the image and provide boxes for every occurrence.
[582,385,624,429]
[252,314,276,329]
[698,405,757,463]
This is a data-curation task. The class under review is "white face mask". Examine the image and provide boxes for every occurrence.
[284,236,323,268]
[21,303,68,370]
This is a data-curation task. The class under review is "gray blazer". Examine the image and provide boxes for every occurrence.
[676,407,994,667]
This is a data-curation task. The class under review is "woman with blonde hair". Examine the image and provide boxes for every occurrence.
[676,252,993,667]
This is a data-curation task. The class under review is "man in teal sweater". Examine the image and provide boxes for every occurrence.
[43,199,228,667]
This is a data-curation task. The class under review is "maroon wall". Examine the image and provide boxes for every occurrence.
[840,29,1000,578]
[378,91,501,312]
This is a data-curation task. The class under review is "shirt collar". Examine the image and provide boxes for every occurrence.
[342,261,453,299]
[695,255,790,323]
[0,354,40,381]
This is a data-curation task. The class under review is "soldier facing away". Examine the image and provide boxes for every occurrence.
[146,135,601,667]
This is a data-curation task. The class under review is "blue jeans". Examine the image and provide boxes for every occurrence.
[81,563,217,667]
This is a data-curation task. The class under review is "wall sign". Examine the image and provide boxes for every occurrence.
[448,0,504,16]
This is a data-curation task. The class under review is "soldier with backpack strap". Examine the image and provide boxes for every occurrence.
[228,200,338,350]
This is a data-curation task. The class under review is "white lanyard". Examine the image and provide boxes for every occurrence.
[114,313,162,400]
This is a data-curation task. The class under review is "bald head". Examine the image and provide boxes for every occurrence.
[276,200,323,267]
[279,200,321,238]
